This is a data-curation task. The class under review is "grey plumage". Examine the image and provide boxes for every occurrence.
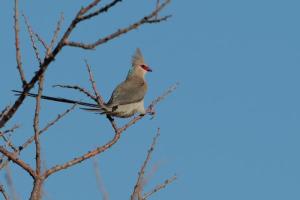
[13,48,152,118]
[132,48,145,66]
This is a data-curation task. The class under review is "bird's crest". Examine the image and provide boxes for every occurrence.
[127,48,145,77]
[132,48,145,67]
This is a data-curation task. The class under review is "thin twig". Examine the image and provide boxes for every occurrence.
[0,124,20,138]
[143,161,163,187]
[66,0,172,49]
[5,165,19,200]
[43,84,177,178]
[142,175,177,200]
[0,0,98,128]
[33,75,45,176]
[14,0,27,86]
[43,130,122,178]
[80,0,102,15]
[0,184,9,200]
[85,60,119,132]
[0,0,171,129]
[48,13,64,55]
[84,60,105,105]
[145,15,172,23]
[80,0,123,21]
[53,84,96,101]
[1,134,18,152]
[23,14,42,65]
[0,106,10,120]
[0,105,75,171]
[33,32,49,51]
[0,125,19,152]
[131,129,160,200]
[0,147,35,178]
[30,74,46,200]
[93,158,109,200]
[155,0,160,19]
[20,104,76,151]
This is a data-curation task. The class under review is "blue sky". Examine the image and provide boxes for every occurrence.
[1,0,300,199]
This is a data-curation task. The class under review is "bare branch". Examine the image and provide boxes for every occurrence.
[33,32,49,51]
[30,74,46,200]
[79,0,123,21]
[0,147,35,178]
[93,158,109,200]
[0,106,10,120]
[1,134,18,152]
[131,129,161,200]
[85,60,105,105]
[0,124,20,138]
[1,83,177,175]
[147,82,178,108]
[0,0,172,129]
[5,165,19,200]
[43,83,177,178]
[48,13,64,55]
[142,175,177,200]
[0,0,102,128]
[84,60,119,132]
[20,104,76,151]
[0,184,9,200]
[53,84,96,101]
[80,0,102,15]
[0,105,75,172]
[43,130,121,178]
[14,0,27,86]
[23,14,42,65]
[144,15,172,24]
[66,0,172,49]
[0,125,19,152]
[33,75,45,176]
[155,0,160,19]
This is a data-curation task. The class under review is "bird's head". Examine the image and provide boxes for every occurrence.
[127,48,152,78]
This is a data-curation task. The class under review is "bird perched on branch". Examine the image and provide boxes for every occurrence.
[13,48,152,118]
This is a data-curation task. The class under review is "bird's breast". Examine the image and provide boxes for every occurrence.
[111,100,145,118]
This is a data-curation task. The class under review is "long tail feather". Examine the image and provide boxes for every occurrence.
[12,90,99,108]
[79,107,107,114]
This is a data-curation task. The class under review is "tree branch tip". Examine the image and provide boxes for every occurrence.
[146,14,172,23]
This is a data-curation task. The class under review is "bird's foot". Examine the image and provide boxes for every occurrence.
[148,108,156,120]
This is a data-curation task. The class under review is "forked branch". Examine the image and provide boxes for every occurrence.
[0,0,171,129]
[0,184,9,200]
[43,83,177,178]
[0,147,35,178]
[131,129,177,200]
[66,0,172,49]
[131,129,161,200]
[14,0,27,86]
[143,175,177,200]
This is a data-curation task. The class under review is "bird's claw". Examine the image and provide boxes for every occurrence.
[149,108,156,120]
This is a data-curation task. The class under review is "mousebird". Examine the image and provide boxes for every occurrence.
[13,48,152,118]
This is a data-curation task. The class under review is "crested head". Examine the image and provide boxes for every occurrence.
[132,48,145,66]
[127,48,152,79]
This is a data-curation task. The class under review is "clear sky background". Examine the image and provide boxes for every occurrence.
[1,0,300,199]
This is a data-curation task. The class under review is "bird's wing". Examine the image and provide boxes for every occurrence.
[106,77,147,106]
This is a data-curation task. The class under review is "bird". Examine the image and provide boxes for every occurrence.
[13,48,152,118]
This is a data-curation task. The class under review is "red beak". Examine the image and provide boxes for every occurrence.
[140,64,153,72]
